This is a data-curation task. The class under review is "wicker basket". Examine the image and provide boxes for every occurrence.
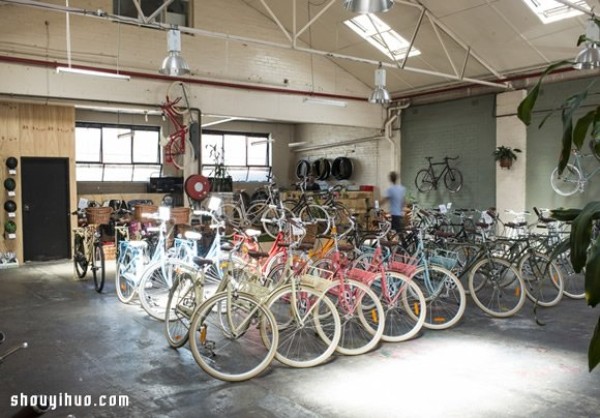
[170,207,190,225]
[134,205,158,222]
[85,207,112,225]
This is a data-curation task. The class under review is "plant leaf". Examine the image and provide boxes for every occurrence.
[517,60,573,126]
[578,34,588,46]
[573,109,597,149]
[589,317,600,371]
[570,202,600,274]
[586,236,600,307]
[550,208,581,221]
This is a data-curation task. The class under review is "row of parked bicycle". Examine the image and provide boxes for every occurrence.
[85,193,585,382]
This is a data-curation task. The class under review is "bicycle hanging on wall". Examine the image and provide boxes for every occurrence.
[414,156,463,193]
[550,140,600,196]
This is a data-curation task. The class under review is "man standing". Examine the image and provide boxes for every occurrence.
[381,171,406,233]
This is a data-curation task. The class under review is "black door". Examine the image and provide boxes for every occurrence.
[21,157,70,261]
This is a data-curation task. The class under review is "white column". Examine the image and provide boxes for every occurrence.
[496,90,527,223]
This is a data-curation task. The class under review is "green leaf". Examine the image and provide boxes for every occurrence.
[578,34,588,46]
[586,237,600,307]
[550,208,581,221]
[589,318,600,371]
[558,88,590,173]
[570,202,600,274]
[517,60,573,126]
[573,110,597,149]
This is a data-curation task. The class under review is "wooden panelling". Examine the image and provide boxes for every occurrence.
[0,103,19,156]
[0,101,76,264]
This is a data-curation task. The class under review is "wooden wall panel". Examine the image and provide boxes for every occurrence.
[0,103,20,156]
[0,101,76,265]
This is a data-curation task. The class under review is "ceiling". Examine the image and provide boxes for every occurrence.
[237,0,594,96]
[0,0,596,101]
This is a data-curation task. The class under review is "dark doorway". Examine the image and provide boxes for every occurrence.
[21,157,70,261]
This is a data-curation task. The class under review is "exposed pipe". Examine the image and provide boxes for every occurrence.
[0,55,368,103]
[0,0,511,91]
[292,135,384,153]
[384,101,411,173]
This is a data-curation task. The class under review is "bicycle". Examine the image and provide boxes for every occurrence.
[72,207,109,293]
[415,156,463,193]
[550,144,600,196]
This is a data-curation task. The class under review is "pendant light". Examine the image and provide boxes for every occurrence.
[574,19,600,70]
[369,63,391,104]
[159,29,190,76]
[343,0,394,14]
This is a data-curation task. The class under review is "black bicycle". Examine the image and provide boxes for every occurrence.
[415,156,463,193]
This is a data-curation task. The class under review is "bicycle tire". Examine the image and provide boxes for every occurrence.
[138,261,175,321]
[188,292,278,382]
[410,265,466,330]
[265,284,341,368]
[327,279,385,356]
[166,81,191,115]
[164,270,197,348]
[73,234,88,279]
[245,201,267,227]
[261,206,294,239]
[468,257,526,318]
[299,204,330,236]
[220,203,242,237]
[444,168,463,193]
[92,243,105,293]
[415,169,434,193]
[550,164,581,196]
[591,138,600,163]
[371,271,426,342]
[518,251,564,307]
[553,248,585,299]
[116,247,140,304]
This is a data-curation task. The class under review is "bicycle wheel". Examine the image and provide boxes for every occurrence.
[265,284,341,368]
[444,168,463,193]
[411,265,466,330]
[415,169,434,193]
[371,272,426,342]
[468,257,526,317]
[553,248,585,299]
[446,243,480,293]
[220,203,242,237]
[138,261,175,321]
[518,252,563,307]
[299,204,330,236]
[326,279,385,356]
[550,164,581,196]
[188,292,278,382]
[116,248,140,304]
[164,269,198,348]
[261,206,294,239]
[73,235,88,278]
[92,243,105,293]
[246,201,267,227]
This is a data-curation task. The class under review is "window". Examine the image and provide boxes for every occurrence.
[113,0,191,26]
[75,123,162,182]
[521,0,588,24]
[344,14,421,62]
[201,131,272,182]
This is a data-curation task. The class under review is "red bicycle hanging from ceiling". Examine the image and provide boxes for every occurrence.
[161,81,192,170]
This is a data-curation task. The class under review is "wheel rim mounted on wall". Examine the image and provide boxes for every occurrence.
[296,159,311,179]
[331,157,353,180]
[312,158,331,181]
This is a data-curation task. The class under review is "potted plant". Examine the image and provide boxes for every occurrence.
[517,19,600,371]
[493,146,522,169]
[205,144,232,192]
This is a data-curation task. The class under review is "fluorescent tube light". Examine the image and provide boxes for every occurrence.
[56,66,131,81]
[303,97,348,108]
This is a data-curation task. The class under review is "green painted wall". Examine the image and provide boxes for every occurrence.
[401,95,496,210]
[526,77,600,211]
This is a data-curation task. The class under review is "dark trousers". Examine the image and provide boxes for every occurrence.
[391,215,404,233]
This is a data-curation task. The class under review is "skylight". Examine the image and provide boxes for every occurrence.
[522,0,589,24]
[344,14,421,62]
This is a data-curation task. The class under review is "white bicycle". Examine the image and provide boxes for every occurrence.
[550,141,600,196]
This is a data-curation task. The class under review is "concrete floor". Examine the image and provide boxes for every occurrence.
[0,260,599,418]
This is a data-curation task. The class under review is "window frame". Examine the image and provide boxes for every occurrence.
[75,122,163,182]
[201,130,272,182]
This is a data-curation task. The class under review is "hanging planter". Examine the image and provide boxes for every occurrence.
[493,146,521,169]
